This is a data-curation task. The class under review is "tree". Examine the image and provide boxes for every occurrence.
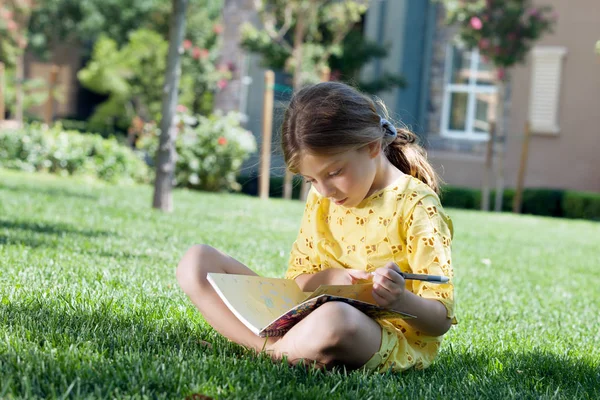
[153,0,188,212]
[328,26,405,94]
[213,0,257,114]
[444,0,556,212]
[241,0,370,199]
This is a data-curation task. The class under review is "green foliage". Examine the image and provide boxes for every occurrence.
[0,123,151,184]
[27,0,223,60]
[1,169,599,398]
[444,0,556,71]
[440,186,600,221]
[135,111,257,192]
[241,0,369,86]
[563,191,600,220]
[77,30,168,132]
[329,28,406,93]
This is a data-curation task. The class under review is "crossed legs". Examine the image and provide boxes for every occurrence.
[176,244,382,369]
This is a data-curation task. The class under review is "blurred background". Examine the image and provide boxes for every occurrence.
[1,0,599,218]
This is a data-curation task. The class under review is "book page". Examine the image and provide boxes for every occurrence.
[207,273,306,334]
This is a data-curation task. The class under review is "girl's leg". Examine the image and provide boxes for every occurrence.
[176,244,275,352]
[266,301,382,370]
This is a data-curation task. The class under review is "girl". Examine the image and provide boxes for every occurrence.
[176,82,456,372]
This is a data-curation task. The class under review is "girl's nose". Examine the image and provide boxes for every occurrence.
[319,183,337,198]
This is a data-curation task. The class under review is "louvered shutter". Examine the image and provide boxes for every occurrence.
[529,46,567,134]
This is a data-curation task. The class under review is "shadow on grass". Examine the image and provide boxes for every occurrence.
[0,219,115,239]
[1,299,598,399]
[0,182,100,201]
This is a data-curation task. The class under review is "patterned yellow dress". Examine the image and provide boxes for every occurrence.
[284,174,457,372]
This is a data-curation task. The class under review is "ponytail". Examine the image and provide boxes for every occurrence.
[384,128,441,194]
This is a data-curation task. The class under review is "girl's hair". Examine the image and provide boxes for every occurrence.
[281,81,440,193]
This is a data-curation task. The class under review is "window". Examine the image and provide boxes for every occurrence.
[440,42,498,141]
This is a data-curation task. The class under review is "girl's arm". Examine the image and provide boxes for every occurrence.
[393,291,452,337]
[372,263,452,337]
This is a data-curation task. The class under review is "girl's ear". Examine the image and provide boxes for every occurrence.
[367,141,381,159]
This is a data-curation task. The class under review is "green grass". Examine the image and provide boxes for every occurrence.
[1,168,599,399]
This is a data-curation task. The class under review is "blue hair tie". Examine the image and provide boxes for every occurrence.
[380,117,397,139]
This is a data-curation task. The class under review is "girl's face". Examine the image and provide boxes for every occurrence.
[299,144,380,208]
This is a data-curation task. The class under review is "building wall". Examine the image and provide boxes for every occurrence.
[427,1,600,192]
[506,0,600,192]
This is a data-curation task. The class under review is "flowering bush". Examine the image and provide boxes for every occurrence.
[446,0,557,76]
[135,111,257,192]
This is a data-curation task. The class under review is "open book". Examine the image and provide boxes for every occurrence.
[207,273,415,337]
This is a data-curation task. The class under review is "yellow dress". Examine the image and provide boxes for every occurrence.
[284,174,457,372]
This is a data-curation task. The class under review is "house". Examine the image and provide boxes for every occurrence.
[359,0,600,193]
[242,0,599,194]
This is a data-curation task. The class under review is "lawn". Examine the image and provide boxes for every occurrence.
[1,168,599,399]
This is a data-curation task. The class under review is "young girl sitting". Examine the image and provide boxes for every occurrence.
[176,82,456,372]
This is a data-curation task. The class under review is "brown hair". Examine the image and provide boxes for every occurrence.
[281,82,440,193]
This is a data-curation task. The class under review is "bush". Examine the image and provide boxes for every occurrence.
[136,111,256,192]
[440,185,600,222]
[0,123,151,184]
[240,175,304,200]
[440,187,481,209]
[563,191,600,220]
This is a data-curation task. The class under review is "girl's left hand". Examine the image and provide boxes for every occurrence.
[371,262,406,308]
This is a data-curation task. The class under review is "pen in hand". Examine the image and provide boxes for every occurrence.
[371,271,449,284]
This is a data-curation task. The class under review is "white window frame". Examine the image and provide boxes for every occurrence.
[440,43,498,141]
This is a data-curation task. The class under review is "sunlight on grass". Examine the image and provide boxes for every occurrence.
[1,169,599,399]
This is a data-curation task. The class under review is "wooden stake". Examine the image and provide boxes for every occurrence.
[513,121,531,214]
[259,70,275,200]
[0,62,5,122]
[44,65,59,125]
[481,121,495,211]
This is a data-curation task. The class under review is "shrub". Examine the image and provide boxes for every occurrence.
[0,123,151,184]
[563,191,600,220]
[136,111,256,192]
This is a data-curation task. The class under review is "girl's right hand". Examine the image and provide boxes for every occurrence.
[329,268,371,285]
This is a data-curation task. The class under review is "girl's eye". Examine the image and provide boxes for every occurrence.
[329,169,342,177]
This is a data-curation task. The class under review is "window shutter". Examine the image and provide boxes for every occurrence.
[528,46,567,134]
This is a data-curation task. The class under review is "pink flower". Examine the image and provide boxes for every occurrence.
[192,46,201,59]
[217,79,228,90]
[217,136,227,146]
[176,104,188,113]
[470,16,483,30]
[479,38,491,50]
[6,19,17,32]
[199,48,209,59]
[183,39,192,50]
[551,11,559,20]
[497,68,505,80]
[527,8,539,17]
[0,9,13,20]
[213,24,224,35]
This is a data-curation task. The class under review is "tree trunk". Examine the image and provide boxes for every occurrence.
[152,0,189,212]
[213,0,256,114]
